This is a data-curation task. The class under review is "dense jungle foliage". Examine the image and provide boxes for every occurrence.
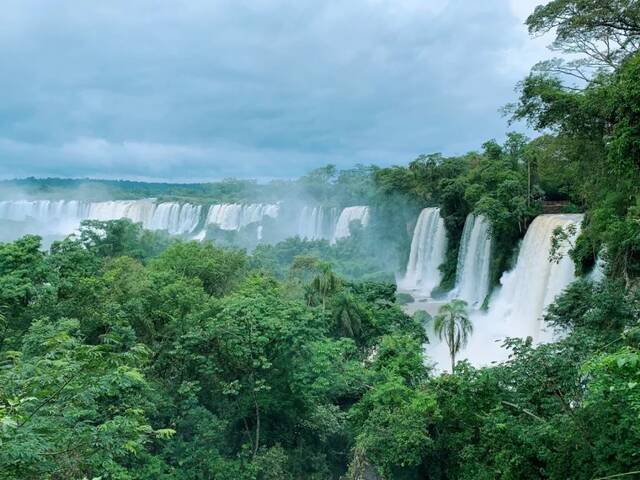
[2,1,640,479]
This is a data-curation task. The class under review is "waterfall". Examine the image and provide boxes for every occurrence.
[203,203,279,230]
[488,214,583,342]
[205,204,243,230]
[587,255,606,283]
[399,208,448,296]
[86,200,157,226]
[0,199,205,238]
[0,199,84,224]
[200,203,279,239]
[298,206,323,240]
[0,199,282,242]
[297,206,338,240]
[331,206,370,243]
[0,200,88,235]
[430,214,585,369]
[451,214,492,307]
[148,203,202,235]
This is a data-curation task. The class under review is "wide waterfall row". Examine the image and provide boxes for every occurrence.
[0,199,279,239]
[451,214,492,307]
[0,199,372,243]
[399,208,448,296]
[0,199,155,234]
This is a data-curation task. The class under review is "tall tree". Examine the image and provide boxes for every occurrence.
[309,264,341,311]
[527,0,640,81]
[331,290,363,339]
[433,300,472,372]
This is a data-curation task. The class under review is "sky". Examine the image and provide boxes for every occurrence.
[0,0,551,181]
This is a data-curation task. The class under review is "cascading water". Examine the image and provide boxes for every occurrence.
[298,206,320,240]
[203,203,279,232]
[297,206,338,240]
[0,199,88,235]
[399,207,448,296]
[0,199,282,242]
[0,199,202,238]
[148,203,202,235]
[427,214,584,369]
[204,204,243,230]
[0,199,84,224]
[489,214,583,342]
[85,200,157,225]
[331,206,370,243]
[451,214,492,308]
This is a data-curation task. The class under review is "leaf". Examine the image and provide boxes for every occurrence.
[0,416,18,429]
[154,428,176,439]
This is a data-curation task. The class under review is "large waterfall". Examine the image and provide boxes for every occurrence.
[487,214,583,342]
[0,199,279,240]
[0,199,375,244]
[451,214,492,308]
[399,208,448,296]
[331,206,370,243]
[427,214,584,369]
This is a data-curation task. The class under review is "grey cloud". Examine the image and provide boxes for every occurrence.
[0,0,549,180]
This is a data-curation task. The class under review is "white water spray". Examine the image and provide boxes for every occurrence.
[451,214,492,308]
[297,206,339,240]
[426,214,584,369]
[331,206,370,243]
[0,199,282,241]
[202,203,279,235]
[399,208,448,297]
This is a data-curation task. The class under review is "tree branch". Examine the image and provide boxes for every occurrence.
[17,375,75,428]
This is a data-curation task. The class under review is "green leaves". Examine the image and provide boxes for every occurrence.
[433,299,472,372]
[0,317,165,479]
[350,378,438,478]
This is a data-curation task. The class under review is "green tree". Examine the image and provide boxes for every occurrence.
[527,0,640,78]
[151,241,247,297]
[0,235,48,332]
[309,263,341,311]
[433,300,472,372]
[330,290,364,339]
[78,218,171,260]
[0,318,172,479]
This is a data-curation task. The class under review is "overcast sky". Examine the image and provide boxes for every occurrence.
[0,0,550,181]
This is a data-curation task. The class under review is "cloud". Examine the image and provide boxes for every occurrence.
[0,0,551,181]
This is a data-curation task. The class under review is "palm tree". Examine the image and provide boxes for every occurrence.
[331,290,363,338]
[433,299,472,373]
[309,264,341,311]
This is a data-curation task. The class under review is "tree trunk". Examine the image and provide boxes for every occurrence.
[527,157,531,207]
[253,394,260,457]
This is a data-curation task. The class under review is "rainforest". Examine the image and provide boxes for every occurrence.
[1,1,640,479]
